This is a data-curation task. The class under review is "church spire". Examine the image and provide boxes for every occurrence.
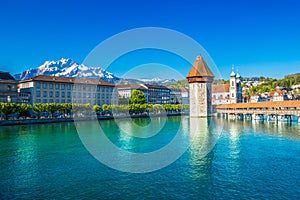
[230,65,236,77]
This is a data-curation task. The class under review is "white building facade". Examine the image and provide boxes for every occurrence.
[19,75,118,105]
[212,70,243,105]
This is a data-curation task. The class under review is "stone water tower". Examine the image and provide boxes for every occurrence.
[187,55,214,117]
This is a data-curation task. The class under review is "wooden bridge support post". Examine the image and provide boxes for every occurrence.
[288,115,292,124]
[260,114,264,121]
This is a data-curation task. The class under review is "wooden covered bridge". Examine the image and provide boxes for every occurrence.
[216,100,300,123]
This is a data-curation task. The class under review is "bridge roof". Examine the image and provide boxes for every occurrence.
[216,100,300,109]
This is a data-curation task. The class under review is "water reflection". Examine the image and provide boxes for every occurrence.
[236,119,300,140]
[1,117,300,198]
[4,126,40,192]
[189,117,223,159]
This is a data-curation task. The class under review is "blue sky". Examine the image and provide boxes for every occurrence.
[0,0,300,79]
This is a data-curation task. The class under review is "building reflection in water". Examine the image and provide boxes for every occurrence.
[12,126,39,190]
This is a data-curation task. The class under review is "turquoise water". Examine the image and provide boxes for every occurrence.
[1,117,300,199]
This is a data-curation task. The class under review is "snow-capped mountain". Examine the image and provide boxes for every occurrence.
[14,58,119,83]
[138,77,176,85]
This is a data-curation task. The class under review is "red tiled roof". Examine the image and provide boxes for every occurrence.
[19,75,114,86]
[187,55,214,78]
[144,84,170,90]
[117,84,147,90]
[180,87,189,93]
[212,84,230,93]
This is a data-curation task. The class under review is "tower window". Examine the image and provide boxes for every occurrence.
[232,81,234,86]
[232,93,234,97]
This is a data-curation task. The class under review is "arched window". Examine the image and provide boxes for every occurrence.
[231,81,234,87]
[232,93,234,97]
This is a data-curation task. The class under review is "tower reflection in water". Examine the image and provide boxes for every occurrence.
[187,117,223,197]
[189,117,223,159]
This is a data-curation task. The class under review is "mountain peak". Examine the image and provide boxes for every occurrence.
[14,58,119,83]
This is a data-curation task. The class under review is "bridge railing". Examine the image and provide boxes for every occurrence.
[217,109,300,116]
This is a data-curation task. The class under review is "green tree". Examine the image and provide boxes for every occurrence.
[153,104,164,112]
[93,104,102,112]
[129,90,146,104]
[33,103,46,118]
[16,104,32,119]
[0,103,17,120]
[102,104,112,111]
[46,103,59,118]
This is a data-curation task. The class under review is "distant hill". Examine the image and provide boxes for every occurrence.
[164,79,231,89]
[245,73,300,97]
[164,79,189,89]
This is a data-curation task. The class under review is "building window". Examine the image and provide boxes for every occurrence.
[7,85,12,91]
[49,83,53,89]
[36,99,41,103]
[43,83,47,89]
[232,93,234,97]
[61,84,65,90]
[55,99,59,103]
[55,84,60,89]
[36,82,41,89]
[232,81,234,87]
[67,84,71,90]
[67,92,71,98]
[36,91,41,97]
[43,99,47,103]
[49,99,53,103]
[43,91,47,97]
[56,91,59,97]
[61,91,65,98]
[49,91,53,97]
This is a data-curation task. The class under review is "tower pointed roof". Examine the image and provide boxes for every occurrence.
[187,55,214,83]
[230,65,236,77]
